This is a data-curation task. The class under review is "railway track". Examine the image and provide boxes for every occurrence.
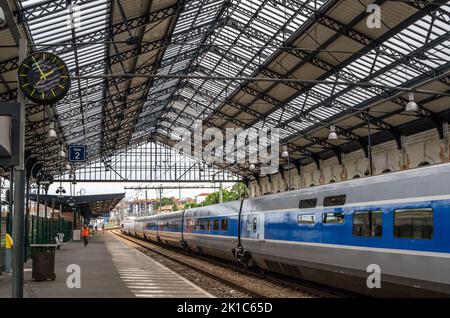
[111,231,355,298]
[112,230,266,298]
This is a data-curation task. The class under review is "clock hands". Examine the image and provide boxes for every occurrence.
[32,55,47,80]
[43,70,55,78]
[19,52,69,104]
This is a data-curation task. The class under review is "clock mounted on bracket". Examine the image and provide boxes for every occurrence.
[17,51,70,104]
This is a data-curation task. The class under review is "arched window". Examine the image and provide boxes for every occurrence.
[309,183,315,187]
[382,168,391,174]
[418,161,430,167]
[352,174,360,179]
[329,179,336,183]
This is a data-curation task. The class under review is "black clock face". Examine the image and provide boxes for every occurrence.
[17,52,70,104]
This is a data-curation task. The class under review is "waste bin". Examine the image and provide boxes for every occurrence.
[30,244,57,281]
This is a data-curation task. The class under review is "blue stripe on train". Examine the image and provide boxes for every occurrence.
[141,199,450,254]
[262,199,450,253]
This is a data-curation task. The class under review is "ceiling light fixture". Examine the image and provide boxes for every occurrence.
[328,125,338,140]
[47,122,57,139]
[405,92,419,112]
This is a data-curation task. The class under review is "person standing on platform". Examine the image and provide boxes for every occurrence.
[5,233,13,273]
[101,223,105,233]
[81,224,89,247]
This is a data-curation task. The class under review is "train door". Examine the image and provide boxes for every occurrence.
[244,213,265,240]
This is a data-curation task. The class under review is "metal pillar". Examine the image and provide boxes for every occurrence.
[287,155,291,190]
[51,198,55,242]
[8,167,13,234]
[12,38,27,298]
[35,183,40,244]
[43,185,48,243]
[367,110,373,176]
[24,176,30,261]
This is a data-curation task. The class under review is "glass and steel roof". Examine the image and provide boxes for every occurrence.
[0,0,449,179]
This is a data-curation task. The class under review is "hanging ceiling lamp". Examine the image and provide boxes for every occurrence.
[47,122,57,139]
[405,92,419,112]
[328,125,338,140]
[281,145,289,158]
[59,144,66,158]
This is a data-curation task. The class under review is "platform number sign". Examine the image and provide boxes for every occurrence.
[69,145,86,162]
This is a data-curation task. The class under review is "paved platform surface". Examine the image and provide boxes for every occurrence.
[106,233,213,298]
[0,233,212,298]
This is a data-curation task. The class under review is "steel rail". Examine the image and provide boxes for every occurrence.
[112,230,355,298]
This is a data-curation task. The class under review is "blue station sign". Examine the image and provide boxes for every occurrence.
[68,145,86,162]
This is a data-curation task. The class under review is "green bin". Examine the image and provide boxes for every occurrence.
[30,244,57,281]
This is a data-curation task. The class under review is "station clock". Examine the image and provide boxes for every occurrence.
[17,52,70,104]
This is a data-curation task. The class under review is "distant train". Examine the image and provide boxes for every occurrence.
[121,163,450,297]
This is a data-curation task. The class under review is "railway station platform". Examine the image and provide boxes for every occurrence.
[0,234,212,298]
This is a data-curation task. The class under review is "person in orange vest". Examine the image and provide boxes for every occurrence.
[81,224,90,247]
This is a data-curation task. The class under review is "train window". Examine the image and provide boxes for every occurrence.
[323,195,346,207]
[299,198,317,209]
[394,208,433,240]
[322,212,345,224]
[221,218,228,231]
[200,220,205,231]
[213,219,219,231]
[353,211,382,237]
[252,217,257,232]
[298,214,316,224]
[207,220,212,231]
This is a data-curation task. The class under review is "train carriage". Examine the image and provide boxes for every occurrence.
[240,164,450,297]
[124,163,450,297]
[183,202,241,261]
[142,216,159,241]
[157,211,184,248]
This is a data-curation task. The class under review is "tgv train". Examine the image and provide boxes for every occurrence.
[121,163,450,297]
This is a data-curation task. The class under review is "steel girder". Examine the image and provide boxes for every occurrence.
[152,0,232,133]
[0,2,185,74]
[198,1,449,166]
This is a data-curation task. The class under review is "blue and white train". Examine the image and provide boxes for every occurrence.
[121,163,450,297]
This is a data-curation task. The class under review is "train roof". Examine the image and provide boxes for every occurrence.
[243,163,450,212]
[184,200,242,218]
[130,163,450,221]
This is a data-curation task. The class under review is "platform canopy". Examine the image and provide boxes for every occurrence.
[0,0,449,181]
[28,192,125,220]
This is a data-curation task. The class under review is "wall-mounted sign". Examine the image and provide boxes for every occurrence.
[0,103,21,167]
[68,145,86,162]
